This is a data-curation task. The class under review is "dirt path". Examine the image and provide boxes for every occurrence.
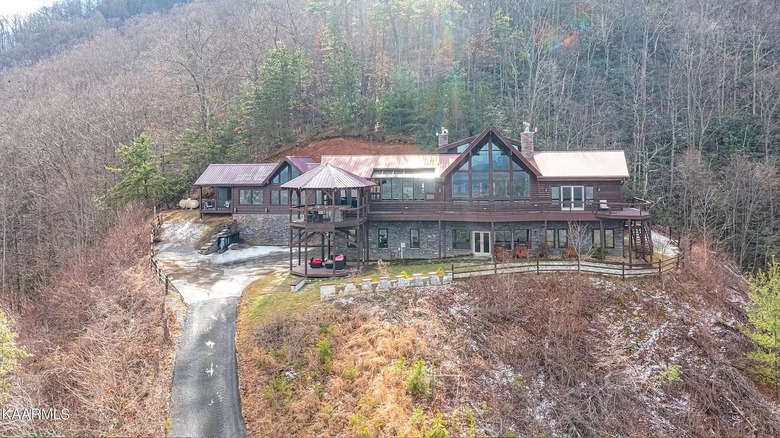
[155,214,289,437]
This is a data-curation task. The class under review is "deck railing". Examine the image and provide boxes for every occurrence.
[289,203,369,223]
[451,254,681,280]
[369,199,652,217]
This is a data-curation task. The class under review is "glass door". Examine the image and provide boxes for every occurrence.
[472,231,491,256]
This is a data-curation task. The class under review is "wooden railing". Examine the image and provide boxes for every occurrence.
[369,199,652,217]
[289,203,369,223]
[451,254,682,280]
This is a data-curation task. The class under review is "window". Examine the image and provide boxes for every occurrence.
[585,186,594,203]
[391,179,402,200]
[593,229,615,249]
[271,190,288,205]
[547,229,567,249]
[471,173,490,198]
[494,230,511,249]
[493,172,510,198]
[271,163,291,184]
[513,172,530,198]
[402,179,414,200]
[557,229,568,248]
[453,230,470,249]
[452,172,469,198]
[551,186,560,204]
[378,229,388,248]
[239,189,263,205]
[560,186,584,210]
[514,229,530,247]
[471,145,489,170]
[291,167,300,179]
[410,229,420,249]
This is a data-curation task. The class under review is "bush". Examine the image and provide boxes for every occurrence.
[592,247,607,261]
[513,246,529,259]
[317,339,333,372]
[657,364,683,383]
[562,247,579,259]
[407,359,435,398]
[423,412,450,438]
[342,364,359,382]
[493,247,511,262]
[264,375,293,411]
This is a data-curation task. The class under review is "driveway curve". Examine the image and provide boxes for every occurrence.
[155,215,289,437]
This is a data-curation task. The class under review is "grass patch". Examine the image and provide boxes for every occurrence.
[244,276,320,323]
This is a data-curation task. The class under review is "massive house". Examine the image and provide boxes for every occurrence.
[194,125,653,276]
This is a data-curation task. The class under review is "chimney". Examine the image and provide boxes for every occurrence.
[520,122,536,159]
[437,127,449,147]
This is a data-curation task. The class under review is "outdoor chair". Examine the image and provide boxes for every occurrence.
[334,254,346,270]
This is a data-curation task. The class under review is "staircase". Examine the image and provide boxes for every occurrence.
[198,220,239,255]
[629,220,653,263]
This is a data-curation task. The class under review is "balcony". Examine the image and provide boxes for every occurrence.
[289,203,369,229]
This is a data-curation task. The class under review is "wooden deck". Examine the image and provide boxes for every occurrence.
[291,262,361,278]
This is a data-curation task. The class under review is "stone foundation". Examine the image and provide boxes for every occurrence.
[234,213,288,245]
[320,271,453,300]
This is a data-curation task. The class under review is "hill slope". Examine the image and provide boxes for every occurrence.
[237,247,779,437]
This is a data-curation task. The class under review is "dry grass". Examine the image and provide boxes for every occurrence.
[0,206,179,436]
[236,245,780,437]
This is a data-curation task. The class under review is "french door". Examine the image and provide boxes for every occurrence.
[561,186,584,210]
[473,231,491,256]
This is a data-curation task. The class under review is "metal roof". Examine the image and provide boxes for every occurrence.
[532,151,629,179]
[320,155,458,178]
[281,163,375,189]
[194,163,276,186]
[286,156,316,172]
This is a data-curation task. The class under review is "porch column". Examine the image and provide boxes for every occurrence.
[628,220,633,265]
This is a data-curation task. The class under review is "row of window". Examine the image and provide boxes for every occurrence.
[378,228,615,250]
[377,229,420,249]
[376,178,436,200]
[239,189,291,205]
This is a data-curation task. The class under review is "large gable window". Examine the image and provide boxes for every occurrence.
[272,163,292,184]
[450,137,531,200]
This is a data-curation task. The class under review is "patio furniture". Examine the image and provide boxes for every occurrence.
[310,258,323,268]
[324,260,334,269]
[334,254,346,270]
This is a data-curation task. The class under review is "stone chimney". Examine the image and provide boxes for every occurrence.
[437,127,449,147]
[520,122,536,159]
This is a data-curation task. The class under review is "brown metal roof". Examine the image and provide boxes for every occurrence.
[194,163,276,186]
[281,163,375,189]
[286,156,316,172]
[321,155,458,178]
[533,151,629,179]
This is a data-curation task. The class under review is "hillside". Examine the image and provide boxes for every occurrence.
[236,247,780,437]
[271,138,420,161]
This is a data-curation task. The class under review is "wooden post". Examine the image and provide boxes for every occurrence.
[164,275,169,295]
[536,257,540,274]
[289,228,293,272]
[161,304,170,343]
[658,259,662,275]
[628,220,633,266]
[622,262,625,280]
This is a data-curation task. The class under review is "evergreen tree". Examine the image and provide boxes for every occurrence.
[108,132,166,204]
[744,257,780,395]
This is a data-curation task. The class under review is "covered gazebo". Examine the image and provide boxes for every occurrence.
[281,163,375,278]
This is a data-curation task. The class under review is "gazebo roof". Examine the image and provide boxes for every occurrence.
[280,163,375,190]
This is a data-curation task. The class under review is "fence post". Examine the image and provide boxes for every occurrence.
[577,257,580,273]
[494,261,497,274]
[622,262,625,280]
[658,259,662,275]
[451,263,454,279]
[536,257,540,274]
[165,275,169,295]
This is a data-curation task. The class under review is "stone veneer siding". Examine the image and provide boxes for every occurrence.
[234,213,289,245]
[358,219,624,260]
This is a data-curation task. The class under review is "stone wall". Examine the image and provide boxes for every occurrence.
[234,213,288,245]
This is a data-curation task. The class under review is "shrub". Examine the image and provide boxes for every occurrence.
[562,247,579,259]
[264,375,293,411]
[657,364,683,383]
[513,246,529,259]
[592,247,607,261]
[423,412,450,438]
[317,339,333,372]
[400,271,412,279]
[493,247,511,262]
[407,359,435,398]
[436,267,446,277]
[342,364,359,382]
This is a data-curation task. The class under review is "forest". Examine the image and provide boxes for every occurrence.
[0,0,778,304]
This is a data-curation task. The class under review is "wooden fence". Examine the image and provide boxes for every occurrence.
[452,254,682,280]
[149,210,180,297]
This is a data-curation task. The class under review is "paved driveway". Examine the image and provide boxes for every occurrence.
[156,218,289,437]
